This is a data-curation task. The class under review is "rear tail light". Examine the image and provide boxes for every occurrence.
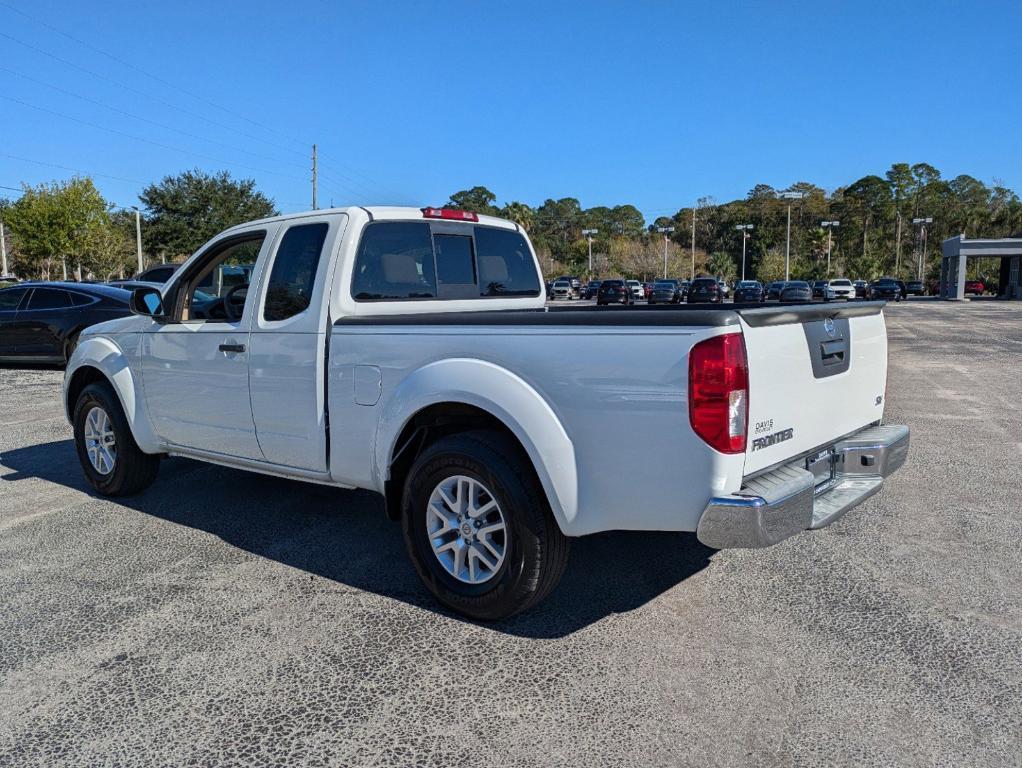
[422,207,479,222]
[688,332,749,454]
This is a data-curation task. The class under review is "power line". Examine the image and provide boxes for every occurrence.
[1,152,146,184]
[0,93,310,182]
[0,30,312,161]
[0,1,309,150]
[0,16,402,201]
[0,66,313,172]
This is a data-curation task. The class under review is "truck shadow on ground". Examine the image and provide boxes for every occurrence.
[1,438,714,639]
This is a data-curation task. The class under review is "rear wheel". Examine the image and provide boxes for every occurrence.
[63,332,80,364]
[401,431,569,621]
[73,381,160,496]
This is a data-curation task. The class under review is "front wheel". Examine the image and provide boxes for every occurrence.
[73,382,160,496]
[401,431,570,621]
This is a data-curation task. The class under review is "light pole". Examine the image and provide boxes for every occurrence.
[779,191,805,281]
[734,224,753,281]
[820,220,839,277]
[912,217,932,281]
[130,206,144,274]
[582,228,598,280]
[655,226,675,279]
[0,215,7,276]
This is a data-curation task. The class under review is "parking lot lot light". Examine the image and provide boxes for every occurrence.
[779,191,806,281]
[821,221,839,277]
[656,226,675,279]
[735,224,753,280]
[582,228,598,280]
[913,217,933,281]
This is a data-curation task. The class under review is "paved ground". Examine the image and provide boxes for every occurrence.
[1,300,1020,767]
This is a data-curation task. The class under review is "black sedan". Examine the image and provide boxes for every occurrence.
[686,277,723,304]
[811,280,829,298]
[583,280,602,299]
[596,279,635,305]
[779,281,813,303]
[647,279,684,304]
[867,279,903,302]
[905,280,925,296]
[0,282,133,364]
[732,280,764,303]
[765,281,786,300]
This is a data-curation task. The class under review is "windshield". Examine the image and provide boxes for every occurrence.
[787,281,810,288]
[602,280,623,287]
[831,279,852,286]
[654,281,676,289]
[737,281,760,288]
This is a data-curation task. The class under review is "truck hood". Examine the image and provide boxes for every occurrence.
[82,315,148,338]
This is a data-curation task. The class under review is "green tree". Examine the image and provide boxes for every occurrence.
[4,177,112,280]
[445,186,499,216]
[500,201,535,230]
[706,251,736,282]
[140,169,277,261]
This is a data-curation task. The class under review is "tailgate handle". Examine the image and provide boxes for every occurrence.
[820,338,846,364]
[219,343,246,353]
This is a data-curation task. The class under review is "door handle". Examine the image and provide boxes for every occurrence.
[820,338,846,363]
[219,343,245,353]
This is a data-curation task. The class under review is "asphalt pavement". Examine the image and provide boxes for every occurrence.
[1,299,1020,767]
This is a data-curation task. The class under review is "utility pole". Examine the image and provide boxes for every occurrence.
[913,217,932,282]
[0,216,7,276]
[690,207,696,280]
[656,226,675,279]
[820,221,839,277]
[735,224,753,281]
[131,206,144,274]
[311,144,318,210]
[582,228,598,280]
[779,191,805,281]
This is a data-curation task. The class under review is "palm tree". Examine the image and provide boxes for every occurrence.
[706,251,736,282]
[500,201,535,232]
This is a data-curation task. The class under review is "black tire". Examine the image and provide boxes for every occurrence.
[63,331,80,365]
[73,381,160,497]
[401,430,570,621]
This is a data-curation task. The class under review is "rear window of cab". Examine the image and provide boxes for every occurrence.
[351,222,541,301]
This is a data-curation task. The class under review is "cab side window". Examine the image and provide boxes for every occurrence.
[263,223,328,321]
[351,222,437,301]
[474,227,541,297]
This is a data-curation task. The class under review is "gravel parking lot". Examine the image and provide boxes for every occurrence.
[1,300,1020,767]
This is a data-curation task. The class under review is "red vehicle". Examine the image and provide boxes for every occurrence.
[964,279,985,295]
[643,282,654,299]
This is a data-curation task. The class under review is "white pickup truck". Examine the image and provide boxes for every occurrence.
[64,206,909,620]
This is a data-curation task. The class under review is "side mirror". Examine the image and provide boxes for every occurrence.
[130,286,166,319]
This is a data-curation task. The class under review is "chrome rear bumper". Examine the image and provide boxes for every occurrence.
[696,424,910,549]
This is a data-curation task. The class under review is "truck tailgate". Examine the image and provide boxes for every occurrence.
[739,303,888,476]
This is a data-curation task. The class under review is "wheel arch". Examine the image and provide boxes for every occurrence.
[375,359,578,535]
[64,336,161,454]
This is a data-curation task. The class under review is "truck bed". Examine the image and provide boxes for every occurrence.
[335,301,886,328]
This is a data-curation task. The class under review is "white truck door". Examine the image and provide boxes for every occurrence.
[141,230,271,460]
[247,214,344,471]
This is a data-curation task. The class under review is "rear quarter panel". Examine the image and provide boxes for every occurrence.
[328,325,744,536]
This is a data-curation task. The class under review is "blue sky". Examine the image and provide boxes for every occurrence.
[1,0,1020,221]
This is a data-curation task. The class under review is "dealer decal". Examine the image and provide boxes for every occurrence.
[751,428,794,452]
